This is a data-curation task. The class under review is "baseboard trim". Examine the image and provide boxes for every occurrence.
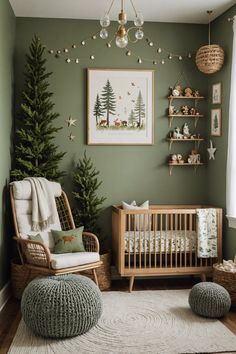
[0,281,11,312]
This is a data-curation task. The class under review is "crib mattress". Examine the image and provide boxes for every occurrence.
[124,230,197,253]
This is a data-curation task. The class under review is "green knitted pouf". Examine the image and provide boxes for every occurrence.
[21,274,103,338]
[189,282,231,318]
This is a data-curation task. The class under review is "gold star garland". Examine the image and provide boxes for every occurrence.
[46,26,193,66]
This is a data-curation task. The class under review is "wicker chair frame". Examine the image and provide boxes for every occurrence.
[10,186,102,286]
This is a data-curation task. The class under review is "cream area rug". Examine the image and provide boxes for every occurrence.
[8,290,236,354]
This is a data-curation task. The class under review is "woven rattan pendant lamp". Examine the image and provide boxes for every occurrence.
[196,11,224,74]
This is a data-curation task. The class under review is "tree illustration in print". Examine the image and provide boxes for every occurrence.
[93,94,104,125]
[134,90,145,127]
[214,113,218,131]
[128,109,136,126]
[101,79,116,127]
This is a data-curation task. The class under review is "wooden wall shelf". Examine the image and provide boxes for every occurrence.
[168,163,205,176]
[167,138,204,150]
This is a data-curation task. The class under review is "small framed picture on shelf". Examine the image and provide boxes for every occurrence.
[211,108,222,136]
[212,82,222,104]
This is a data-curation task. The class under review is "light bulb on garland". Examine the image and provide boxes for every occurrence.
[137,57,142,64]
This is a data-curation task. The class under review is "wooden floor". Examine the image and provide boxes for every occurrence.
[1,278,236,354]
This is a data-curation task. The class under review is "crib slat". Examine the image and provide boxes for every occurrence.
[139,215,141,269]
[175,214,178,267]
[149,213,151,268]
[170,213,173,269]
[190,214,192,267]
[179,214,182,268]
[128,214,131,269]
[160,214,162,268]
[144,214,146,269]
[184,214,187,267]
[153,214,157,268]
[165,214,168,268]
[134,216,136,270]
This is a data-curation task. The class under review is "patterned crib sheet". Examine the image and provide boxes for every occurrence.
[124,230,197,253]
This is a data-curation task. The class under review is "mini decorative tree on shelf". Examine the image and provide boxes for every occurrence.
[73,151,110,289]
[11,35,65,181]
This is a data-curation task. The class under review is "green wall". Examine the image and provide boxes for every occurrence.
[207,5,236,259]
[14,18,209,246]
[0,0,15,291]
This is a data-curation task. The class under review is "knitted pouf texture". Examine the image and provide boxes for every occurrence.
[21,274,103,338]
[189,282,231,318]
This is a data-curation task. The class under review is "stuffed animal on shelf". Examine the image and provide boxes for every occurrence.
[183,123,191,138]
[184,87,193,97]
[189,107,196,115]
[187,149,201,164]
[173,127,183,139]
[192,89,200,97]
[172,85,183,96]
[170,154,178,164]
[169,105,175,115]
[177,153,184,164]
[181,105,189,115]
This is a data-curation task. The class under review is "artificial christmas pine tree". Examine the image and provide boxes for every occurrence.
[11,35,65,181]
[73,151,106,235]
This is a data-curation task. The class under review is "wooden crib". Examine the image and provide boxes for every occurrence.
[112,205,223,292]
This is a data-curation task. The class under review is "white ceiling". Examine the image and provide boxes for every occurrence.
[9,0,235,24]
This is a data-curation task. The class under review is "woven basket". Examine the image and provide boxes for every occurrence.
[196,44,224,74]
[81,252,111,291]
[213,263,236,306]
[11,258,42,299]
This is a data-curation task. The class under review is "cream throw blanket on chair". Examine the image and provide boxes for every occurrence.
[25,177,58,231]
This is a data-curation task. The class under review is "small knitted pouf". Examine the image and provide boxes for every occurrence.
[189,282,231,318]
[21,274,103,338]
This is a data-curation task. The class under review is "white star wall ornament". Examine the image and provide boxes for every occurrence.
[66,116,77,127]
[207,140,216,160]
[68,132,75,141]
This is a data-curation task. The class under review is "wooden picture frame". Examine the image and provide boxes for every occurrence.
[211,108,222,136]
[212,83,222,104]
[87,68,154,145]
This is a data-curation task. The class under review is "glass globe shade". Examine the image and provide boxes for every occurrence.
[100,13,110,28]
[115,35,128,48]
[135,29,144,40]
[100,28,108,39]
[134,12,144,27]
[118,11,127,25]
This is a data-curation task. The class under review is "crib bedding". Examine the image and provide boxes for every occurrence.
[124,230,197,253]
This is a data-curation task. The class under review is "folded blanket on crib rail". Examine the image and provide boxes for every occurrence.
[196,208,217,258]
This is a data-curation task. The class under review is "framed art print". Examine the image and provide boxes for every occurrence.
[211,108,222,136]
[212,83,222,104]
[87,69,154,145]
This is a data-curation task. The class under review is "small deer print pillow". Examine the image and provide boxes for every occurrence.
[51,226,85,254]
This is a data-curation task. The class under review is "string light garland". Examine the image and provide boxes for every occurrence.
[46,28,193,66]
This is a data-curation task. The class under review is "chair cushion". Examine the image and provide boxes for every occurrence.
[51,227,85,254]
[50,252,100,270]
[14,196,61,251]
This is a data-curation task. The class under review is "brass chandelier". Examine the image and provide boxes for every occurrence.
[99,0,144,48]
